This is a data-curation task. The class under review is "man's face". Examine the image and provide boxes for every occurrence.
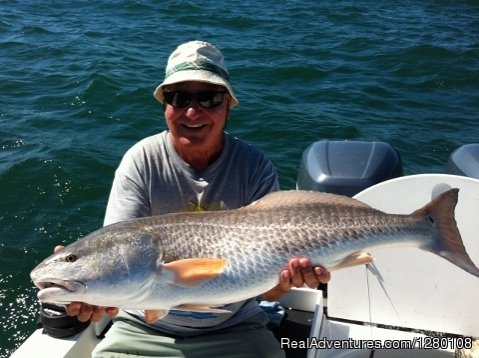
[163,81,230,162]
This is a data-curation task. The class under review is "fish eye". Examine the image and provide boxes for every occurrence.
[65,254,77,263]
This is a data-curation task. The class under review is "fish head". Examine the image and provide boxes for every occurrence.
[31,225,163,307]
[32,254,87,305]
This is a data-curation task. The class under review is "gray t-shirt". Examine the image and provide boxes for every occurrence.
[104,130,279,333]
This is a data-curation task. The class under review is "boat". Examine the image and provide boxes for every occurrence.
[11,141,479,358]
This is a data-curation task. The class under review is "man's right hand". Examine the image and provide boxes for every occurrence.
[66,302,119,322]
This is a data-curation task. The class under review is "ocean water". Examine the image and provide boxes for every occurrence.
[1,0,478,356]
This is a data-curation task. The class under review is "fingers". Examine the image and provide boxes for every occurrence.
[314,266,331,284]
[262,258,331,301]
[54,245,65,253]
[261,270,290,301]
[288,259,303,288]
[290,257,318,288]
[106,307,120,319]
[67,302,92,322]
[286,257,331,289]
[288,257,329,288]
[66,302,109,322]
[90,305,108,322]
[278,269,292,292]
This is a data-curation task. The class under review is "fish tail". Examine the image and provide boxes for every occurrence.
[413,188,479,278]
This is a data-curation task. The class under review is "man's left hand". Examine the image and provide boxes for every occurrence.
[262,257,330,301]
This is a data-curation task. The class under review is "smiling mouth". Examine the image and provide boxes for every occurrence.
[182,123,207,129]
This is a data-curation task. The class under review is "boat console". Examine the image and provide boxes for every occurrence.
[446,144,479,179]
[296,140,403,196]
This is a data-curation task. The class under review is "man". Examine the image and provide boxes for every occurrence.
[68,40,330,357]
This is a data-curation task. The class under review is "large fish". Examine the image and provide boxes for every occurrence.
[31,189,479,324]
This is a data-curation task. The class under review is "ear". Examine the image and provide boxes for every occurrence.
[223,106,230,130]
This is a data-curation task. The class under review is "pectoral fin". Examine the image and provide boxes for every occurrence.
[330,252,374,271]
[144,309,169,324]
[163,258,227,287]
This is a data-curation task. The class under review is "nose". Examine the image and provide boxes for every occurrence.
[185,100,201,117]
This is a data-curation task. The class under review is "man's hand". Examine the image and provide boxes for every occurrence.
[262,257,330,301]
[66,302,119,322]
[54,245,119,322]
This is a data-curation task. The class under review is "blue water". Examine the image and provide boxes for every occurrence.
[1,1,478,355]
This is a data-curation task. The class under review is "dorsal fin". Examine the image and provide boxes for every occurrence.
[245,190,372,210]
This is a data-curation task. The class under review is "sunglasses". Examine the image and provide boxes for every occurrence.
[163,90,226,108]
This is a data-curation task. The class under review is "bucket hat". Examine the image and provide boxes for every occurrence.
[154,41,238,108]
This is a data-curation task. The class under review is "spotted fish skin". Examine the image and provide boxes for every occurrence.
[30,189,479,322]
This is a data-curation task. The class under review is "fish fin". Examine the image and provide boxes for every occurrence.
[413,188,479,278]
[163,258,227,287]
[173,304,232,314]
[144,309,168,324]
[329,252,374,271]
[246,190,372,210]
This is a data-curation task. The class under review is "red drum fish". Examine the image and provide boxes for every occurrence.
[31,189,479,324]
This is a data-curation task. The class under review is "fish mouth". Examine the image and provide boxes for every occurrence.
[35,278,76,291]
[35,279,86,303]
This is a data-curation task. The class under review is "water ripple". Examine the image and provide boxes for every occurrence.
[1,0,479,355]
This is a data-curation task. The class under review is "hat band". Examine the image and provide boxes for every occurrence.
[165,59,230,82]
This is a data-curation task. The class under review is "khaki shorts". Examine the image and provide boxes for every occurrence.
[93,311,285,358]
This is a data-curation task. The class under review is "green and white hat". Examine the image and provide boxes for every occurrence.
[154,41,238,108]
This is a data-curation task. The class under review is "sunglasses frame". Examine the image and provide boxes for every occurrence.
[163,90,226,109]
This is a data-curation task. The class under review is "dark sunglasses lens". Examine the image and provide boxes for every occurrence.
[197,91,225,108]
[163,92,192,108]
[163,91,225,108]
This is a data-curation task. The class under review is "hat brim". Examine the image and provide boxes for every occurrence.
[153,70,238,108]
